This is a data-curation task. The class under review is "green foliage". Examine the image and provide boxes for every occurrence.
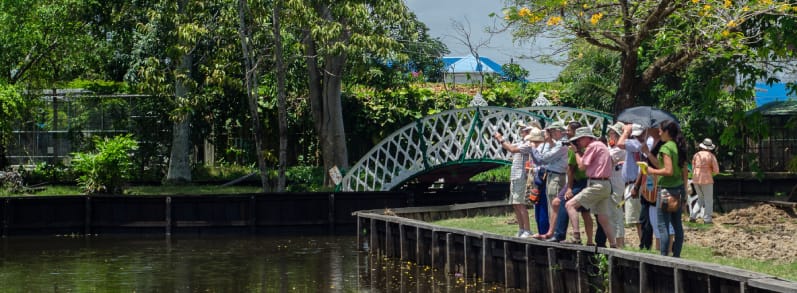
[0,84,30,168]
[591,254,609,292]
[503,0,796,112]
[20,162,77,185]
[0,84,25,126]
[71,134,138,194]
[285,166,325,192]
[482,81,563,107]
[345,18,449,88]
[192,163,257,182]
[470,166,510,182]
[124,185,263,195]
[343,81,562,160]
[501,63,529,82]
[0,84,26,161]
[556,43,619,113]
[66,79,130,94]
[192,164,323,192]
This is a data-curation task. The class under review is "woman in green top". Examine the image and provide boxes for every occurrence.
[647,120,688,257]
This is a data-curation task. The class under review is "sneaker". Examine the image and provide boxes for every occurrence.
[519,231,531,238]
[516,230,524,237]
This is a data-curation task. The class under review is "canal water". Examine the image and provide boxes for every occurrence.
[0,235,513,292]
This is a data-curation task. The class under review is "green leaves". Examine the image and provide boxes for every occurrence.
[71,134,139,195]
[0,84,26,145]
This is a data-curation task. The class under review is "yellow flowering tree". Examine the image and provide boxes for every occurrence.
[503,0,796,113]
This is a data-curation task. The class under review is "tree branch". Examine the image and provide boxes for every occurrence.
[10,39,59,84]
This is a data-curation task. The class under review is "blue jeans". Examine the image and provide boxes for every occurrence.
[657,185,685,257]
[552,179,587,240]
[534,188,549,234]
[639,200,653,250]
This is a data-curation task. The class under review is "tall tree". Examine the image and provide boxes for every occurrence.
[287,0,418,186]
[0,0,105,86]
[0,0,115,168]
[272,0,289,191]
[128,0,234,184]
[237,0,271,191]
[503,0,796,113]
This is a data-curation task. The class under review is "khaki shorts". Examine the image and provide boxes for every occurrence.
[546,172,566,215]
[573,179,611,216]
[509,177,527,205]
[624,184,641,224]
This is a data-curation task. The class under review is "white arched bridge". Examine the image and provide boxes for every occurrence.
[340,106,614,192]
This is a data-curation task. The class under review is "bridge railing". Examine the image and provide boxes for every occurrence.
[341,106,615,192]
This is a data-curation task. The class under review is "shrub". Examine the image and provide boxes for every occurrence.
[20,162,77,185]
[470,166,510,182]
[71,135,138,194]
[285,166,324,192]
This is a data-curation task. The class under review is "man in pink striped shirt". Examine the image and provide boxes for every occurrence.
[564,126,616,247]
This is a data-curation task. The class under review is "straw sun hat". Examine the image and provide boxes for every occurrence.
[699,138,716,150]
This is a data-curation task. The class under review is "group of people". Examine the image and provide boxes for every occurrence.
[493,118,719,257]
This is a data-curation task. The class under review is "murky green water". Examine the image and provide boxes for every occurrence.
[0,235,510,292]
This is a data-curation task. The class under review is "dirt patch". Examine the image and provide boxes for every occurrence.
[692,204,797,263]
[623,203,797,263]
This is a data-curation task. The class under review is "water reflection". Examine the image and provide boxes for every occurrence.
[360,253,517,293]
[0,235,512,292]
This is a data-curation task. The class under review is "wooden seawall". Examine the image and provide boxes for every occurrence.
[354,201,797,293]
[0,190,507,236]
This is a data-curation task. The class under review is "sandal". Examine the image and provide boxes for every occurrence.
[560,232,582,245]
[531,233,550,240]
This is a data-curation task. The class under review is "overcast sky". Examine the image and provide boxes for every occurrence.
[405,0,563,81]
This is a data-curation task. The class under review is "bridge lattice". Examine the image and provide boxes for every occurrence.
[340,106,613,191]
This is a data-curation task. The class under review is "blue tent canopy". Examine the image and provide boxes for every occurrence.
[442,55,505,76]
[755,82,796,107]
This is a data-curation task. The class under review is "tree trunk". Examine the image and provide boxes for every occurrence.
[321,55,349,184]
[613,51,642,114]
[166,1,193,184]
[237,0,270,192]
[165,54,193,184]
[273,0,288,192]
[304,35,349,187]
[304,34,324,178]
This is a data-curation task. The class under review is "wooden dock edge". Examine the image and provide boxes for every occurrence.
[354,201,797,293]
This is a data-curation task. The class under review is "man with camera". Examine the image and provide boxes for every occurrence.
[493,122,536,237]
[527,121,569,239]
[563,126,617,248]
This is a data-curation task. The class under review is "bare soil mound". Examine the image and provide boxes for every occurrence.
[690,204,797,263]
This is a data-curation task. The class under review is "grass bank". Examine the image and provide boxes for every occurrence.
[0,185,263,196]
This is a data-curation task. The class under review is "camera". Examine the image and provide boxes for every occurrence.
[562,140,571,146]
